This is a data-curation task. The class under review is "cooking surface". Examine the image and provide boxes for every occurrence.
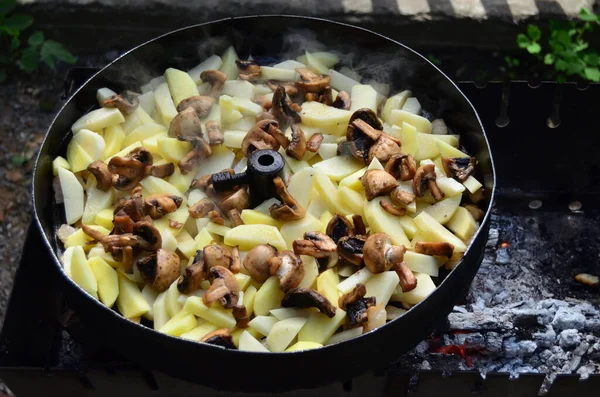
[1,81,599,395]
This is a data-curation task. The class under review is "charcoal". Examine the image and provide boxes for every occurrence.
[557,329,581,350]
[551,308,586,332]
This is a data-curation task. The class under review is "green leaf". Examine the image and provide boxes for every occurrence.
[555,30,571,47]
[574,41,589,52]
[584,67,600,82]
[579,7,598,22]
[3,14,33,31]
[28,31,44,47]
[517,33,530,49]
[40,40,76,68]
[544,53,555,65]
[11,154,26,165]
[555,59,568,71]
[512,58,520,67]
[10,34,19,50]
[0,69,6,83]
[17,46,40,73]
[527,42,541,54]
[0,0,16,16]
[566,62,583,75]
[527,24,541,41]
[583,52,600,66]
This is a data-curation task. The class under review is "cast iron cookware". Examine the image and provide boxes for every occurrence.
[33,16,496,392]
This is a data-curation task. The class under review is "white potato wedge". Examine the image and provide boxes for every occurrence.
[122,124,165,148]
[402,97,422,115]
[102,125,126,159]
[240,209,281,228]
[435,140,469,158]
[389,110,432,134]
[71,246,98,299]
[270,308,314,321]
[447,206,478,240]
[72,129,105,160]
[298,309,345,345]
[287,167,316,209]
[52,156,70,176]
[230,96,263,116]
[82,184,114,225]
[222,80,255,99]
[57,167,84,225]
[239,331,269,352]
[244,285,258,317]
[165,67,199,106]
[193,144,236,180]
[364,197,411,248]
[188,54,223,84]
[337,267,373,294]
[184,296,236,329]
[159,310,197,336]
[300,101,352,130]
[463,176,483,193]
[339,167,367,191]
[96,87,117,106]
[436,175,466,197]
[303,51,329,74]
[414,133,440,161]
[350,84,378,112]
[180,322,218,341]
[285,341,323,352]
[430,134,459,147]
[224,225,287,251]
[317,143,337,160]
[153,292,170,330]
[274,59,306,70]
[423,193,461,225]
[154,82,178,125]
[313,156,363,181]
[71,107,124,133]
[248,315,279,336]
[267,317,309,352]
[280,213,322,249]
[413,212,467,252]
[391,272,436,304]
[138,91,156,115]
[403,251,439,277]
[382,90,412,122]
[253,276,285,316]
[139,175,182,197]
[165,280,183,317]
[297,51,339,68]
[317,269,340,308]
[325,327,363,345]
[313,171,353,215]
[219,95,243,125]
[299,255,319,289]
[328,69,360,93]
[253,198,281,215]
[220,46,240,80]
[339,186,365,217]
[141,284,158,320]
[260,66,299,81]
[117,273,150,318]
[365,271,400,308]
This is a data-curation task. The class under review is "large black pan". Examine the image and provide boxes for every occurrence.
[33,16,495,392]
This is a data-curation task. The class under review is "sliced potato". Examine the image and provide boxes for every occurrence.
[297,309,345,345]
[403,251,439,277]
[317,269,340,308]
[447,206,478,240]
[300,101,352,131]
[287,167,316,209]
[413,212,467,252]
[220,46,240,80]
[337,267,373,294]
[422,193,461,225]
[184,297,236,329]
[260,66,299,81]
[71,246,98,299]
[364,197,411,248]
[224,224,287,251]
[382,90,411,123]
[180,322,218,341]
[350,84,378,112]
[153,291,170,330]
[267,317,308,352]
[391,272,436,304]
[71,107,124,133]
[154,82,178,125]
[463,176,483,193]
[365,271,400,307]
[117,273,150,318]
[165,68,199,106]
[253,276,285,317]
[159,310,196,336]
[299,256,319,289]
[313,171,353,215]
[389,109,432,134]
[248,315,279,337]
[313,156,363,181]
[188,54,223,84]
[57,167,85,225]
[285,341,323,352]
[239,330,269,352]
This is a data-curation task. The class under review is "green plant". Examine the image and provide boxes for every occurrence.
[517,8,600,83]
[0,0,76,83]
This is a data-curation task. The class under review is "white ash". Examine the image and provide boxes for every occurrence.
[393,213,600,394]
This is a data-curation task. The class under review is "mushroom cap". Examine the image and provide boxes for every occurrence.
[144,194,183,219]
[282,287,337,318]
[103,93,139,115]
[271,85,301,131]
[338,283,367,310]
[347,108,383,138]
[352,214,368,235]
[176,95,215,118]
[243,244,278,283]
[132,221,162,251]
[168,106,204,138]
[326,214,355,244]
[295,68,331,93]
[442,157,477,183]
[292,231,337,258]
[220,188,249,213]
[360,169,399,201]
[363,233,394,274]
[203,266,240,308]
[345,296,376,327]
[200,69,227,85]
[177,257,206,294]
[203,245,236,271]
[269,250,304,292]
[137,249,181,292]
[269,176,306,221]
[368,134,401,163]
[337,235,366,266]
[332,90,351,110]
[241,119,281,158]
[412,163,436,197]
[285,124,307,160]
[201,328,237,349]
[87,160,112,191]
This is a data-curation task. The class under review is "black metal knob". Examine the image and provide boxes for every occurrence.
[212,149,285,208]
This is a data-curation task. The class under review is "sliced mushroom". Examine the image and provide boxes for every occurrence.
[442,157,477,183]
[103,92,139,115]
[286,124,307,160]
[337,235,367,266]
[351,118,383,141]
[113,214,134,234]
[292,231,337,270]
[326,214,355,244]
[202,266,239,308]
[108,148,152,191]
[379,200,406,216]
[391,188,416,206]
[338,283,367,310]
[256,111,275,122]
[413,164,444,201]
[306,133,324,153]
[204,245,238,273]
[176,95,215,118]
[220,188,249,213]
[271,85,301,131]
[144,194,183,219]
[464,204,485,222]
[269,176,306,221]
[352,214,367,235]
[269,250,304,292]
[281,287,336,318]
[243,244,278,283]
[177,250,206,294]
[337,138,372,163]
[415,241,454,257]
[147,162,175,178]
[201,328,236,349]
[87,160,112,191]
[137,249,181,292]
[360,170,399,201]
[200,70,227,97]
[267,80,298,96]
[178,136,212,174]
[305,86,333,106]
[232,305,250,328]
[368,134,401,163]
[295,68,331,93]
[384,154,417,181]
[208,210,226,225]
[348,108,384,132]
[113,185,146,222]
[340,108,384,163]
[332,90,351,110]
[188,197,217,218]
[229,208,244,227]
[242,119,281,157]
[363,233,406,274]
[346,296,376,328]
[169,107,203,138]
[169,220,183,229]
[236,59,261,81]
[205,120,224,146]
[132,220,163,251]
[254,97,273,111]
[393,262,417,292]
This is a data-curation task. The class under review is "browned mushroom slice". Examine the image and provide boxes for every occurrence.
[208,211,226,225]
[326,214,355,243]
[113,214,134,234]
[113,186,145,222]
[391,189,416,206]
[243,244,278,283]
[177,250,206,294]
[204,120,224,146]
[338,283,367,310]
[269,250,304,292]
[201,328,237,349]
[220,188,249,213]
[393,262,417,292]
[349,108,384,132]
[87,160,112,191]
[108,150,150,191]
[255,111,275,122]
[384,154,416,181]
[236,59,261,81]
[295,68,331,93]
[337,235,366,266]
[292,231,337,270]
[271,85,301,131]
[188,198,216,219]
[229,208,244,227]
[413,164,444,201]
[351,119,382,141]
[200,70,227,97]
[230,247,241,273]
[202,266,240,308]
[415,241,454,257]
[121,246,134,274]
[103,92,139,115]
[332,90,351,110]
[442,157,477,183]
[286,124,307,160]
[176,95,215,118]
[337,138,371,163]
[178,136,212,174]
[254,97,273,111]
[306,133,324,153]
[242,119,281,158]
[360,170,399,201]
[345,296,376,327]
[169,107,204,138]
[368,134,400,164]
[305,86,333,106]
[169,220,183,229]
[233,305,250,328]
[137,249,181,292]
[204,245,238,272]
[352,214,367,235]
[463,204,485,222]
[379,200,406,216]
[144,194,183,219]
[267,80,298,96]
[146,162,175,178]
[132,220,163,251]
[281,287,336,318]
[363,233,406,274]
[269,176,306,221]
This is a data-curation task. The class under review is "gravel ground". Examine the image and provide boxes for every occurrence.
[0,72,64,326]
